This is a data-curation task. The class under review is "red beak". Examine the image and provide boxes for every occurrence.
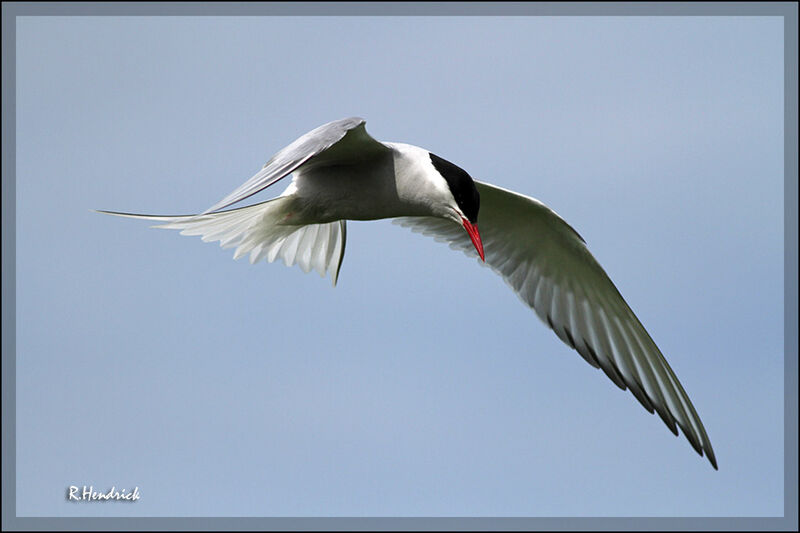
[462,218,485,262]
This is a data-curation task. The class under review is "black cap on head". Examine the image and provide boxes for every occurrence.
[429,153,480,224]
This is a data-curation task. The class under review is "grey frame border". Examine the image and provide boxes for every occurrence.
[2,2,797,531]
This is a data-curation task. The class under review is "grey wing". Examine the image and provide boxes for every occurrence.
[202,117,390,214]
[394,180,717,469]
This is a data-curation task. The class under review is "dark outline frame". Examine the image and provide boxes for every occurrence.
[2,2,796,530]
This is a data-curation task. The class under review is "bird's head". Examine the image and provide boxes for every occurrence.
[427,152,484,261]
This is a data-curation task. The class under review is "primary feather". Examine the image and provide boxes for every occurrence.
[395,181,717,469]
[96,201,347,286]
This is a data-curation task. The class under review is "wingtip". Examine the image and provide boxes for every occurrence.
[706,448,718,470]
[331,261,343,287]
[684,428,717,470]
[93,209,129,218]
[94,208,127,218]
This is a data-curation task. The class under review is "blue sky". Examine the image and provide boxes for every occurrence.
[15,15,784,516]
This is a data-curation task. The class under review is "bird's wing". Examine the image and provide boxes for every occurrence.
[96,200,347,286]
[394,180,717,469]
[202,117,390,214]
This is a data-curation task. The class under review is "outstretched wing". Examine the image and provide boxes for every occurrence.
[202,117,390,214]
[395,180,717,469]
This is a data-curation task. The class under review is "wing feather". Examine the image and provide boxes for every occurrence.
[393,180,717,469]
[96,204,347,286]
[201,117,390,214]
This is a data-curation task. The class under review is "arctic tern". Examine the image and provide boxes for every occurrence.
[98,117,717,469]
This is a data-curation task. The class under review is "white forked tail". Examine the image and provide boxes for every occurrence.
[96,199,347,286]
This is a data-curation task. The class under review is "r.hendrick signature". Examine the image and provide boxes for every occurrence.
[67,485,140,502]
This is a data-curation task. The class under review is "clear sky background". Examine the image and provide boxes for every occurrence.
[15,15,784,517]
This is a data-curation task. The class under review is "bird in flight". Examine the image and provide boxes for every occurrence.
[98,117,717,469]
